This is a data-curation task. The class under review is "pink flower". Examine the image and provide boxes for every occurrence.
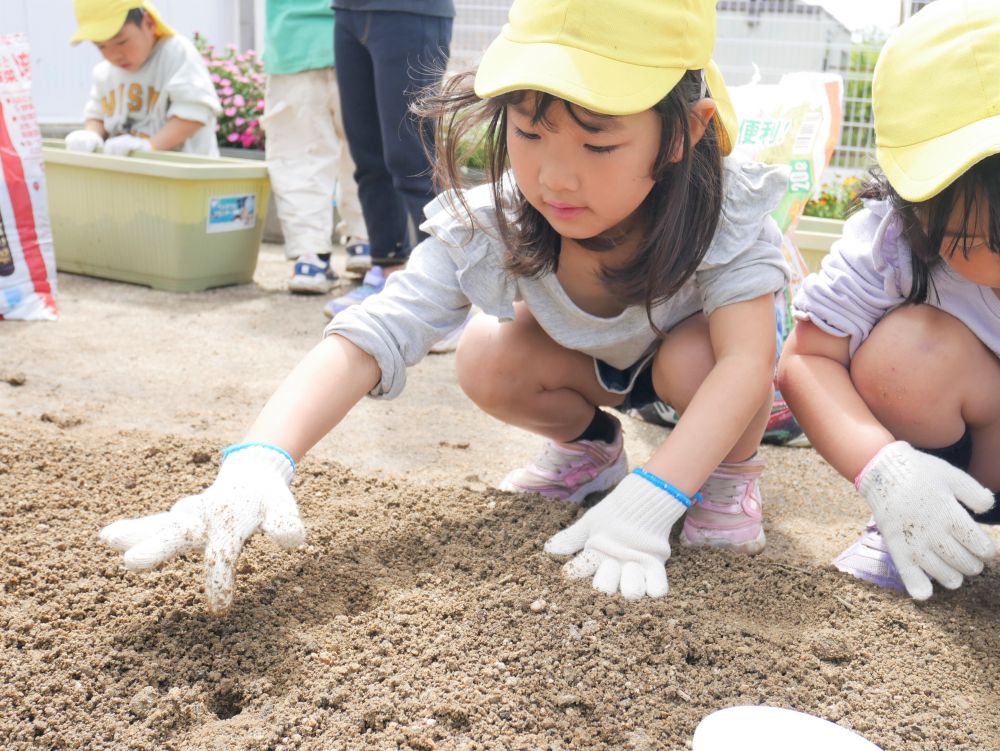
[211,73,221,83]
[256,100,265,111]
[226,132,239,142]
[233,94,245,107]
[220,78,231,87]
[224,107,237,117]
[234,117,245,126]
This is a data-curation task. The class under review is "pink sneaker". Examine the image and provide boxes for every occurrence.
[498,426,628,504]
[681,456,766,553]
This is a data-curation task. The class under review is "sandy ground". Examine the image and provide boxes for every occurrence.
[1,244,998,750]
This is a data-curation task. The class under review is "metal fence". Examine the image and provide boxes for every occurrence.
[453,0,937,172]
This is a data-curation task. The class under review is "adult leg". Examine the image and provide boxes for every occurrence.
[328,67,368,246]
[262,70,338,262]
[334,10,409,263]
[365,12,452,260]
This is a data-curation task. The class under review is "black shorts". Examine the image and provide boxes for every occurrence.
[595,352,658,413]
[922,429,1000,525]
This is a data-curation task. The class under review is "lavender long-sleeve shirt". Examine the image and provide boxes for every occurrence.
[793,199,1000,358]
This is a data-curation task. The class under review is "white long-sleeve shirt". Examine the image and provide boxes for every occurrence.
[83,35,221,156]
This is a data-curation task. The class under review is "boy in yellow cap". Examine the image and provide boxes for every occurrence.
[64,1,221,157]
[779,0,1000,600]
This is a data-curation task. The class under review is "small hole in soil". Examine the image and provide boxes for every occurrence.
[212,690,244,720]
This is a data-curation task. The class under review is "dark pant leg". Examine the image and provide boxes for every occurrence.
[334,10,409,262]
[921,429,1000,524]
[364,12,452,260]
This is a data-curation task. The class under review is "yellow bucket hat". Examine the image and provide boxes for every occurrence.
[70,0,175,45]
[874,0,1000,202]
[474,0,737,155]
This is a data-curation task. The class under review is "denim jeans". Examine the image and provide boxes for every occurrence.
[334,9,452,265]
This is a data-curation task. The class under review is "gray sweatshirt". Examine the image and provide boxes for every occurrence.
[326,157,791,399]
[793,199,1000,358]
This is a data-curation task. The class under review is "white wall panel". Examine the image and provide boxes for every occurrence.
[1,0,246,122]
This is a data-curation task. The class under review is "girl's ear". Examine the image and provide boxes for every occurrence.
[670,98,718,162]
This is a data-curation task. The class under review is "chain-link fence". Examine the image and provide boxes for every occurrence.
[453,0,937,172]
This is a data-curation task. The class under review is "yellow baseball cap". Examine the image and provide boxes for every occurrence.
[474,0,737,155]
[70,0,175,45]
[874,0,1000,202]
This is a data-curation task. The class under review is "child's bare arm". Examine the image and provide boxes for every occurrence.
[644,293,776,495]
[244,335,381,461]
[776,319,894,480]
[83,118,107,138]
[98,335,380,614]
[148,116,205,151]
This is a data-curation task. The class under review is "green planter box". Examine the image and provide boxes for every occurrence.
[43,139,270,292]
[792,216,844,273]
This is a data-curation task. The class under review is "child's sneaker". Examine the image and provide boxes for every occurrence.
[762,393,810,447]
[344,240,372,274]
[832,521,905,592]
[681,456,766,553]
[498,423,628,504]
[324,265,386,318]
[289,258,338,295]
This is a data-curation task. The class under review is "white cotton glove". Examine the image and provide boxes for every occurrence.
[102,134,153,157]
[99,443,305,614]
[65,129,104,153]
[544,471,692,599]
[858,441,996,600]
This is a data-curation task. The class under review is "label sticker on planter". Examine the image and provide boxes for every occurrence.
[207,194,257,233]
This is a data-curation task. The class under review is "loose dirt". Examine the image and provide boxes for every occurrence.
[1,246,998,750]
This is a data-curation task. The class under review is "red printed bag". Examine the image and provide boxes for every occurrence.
[0,32,57,320]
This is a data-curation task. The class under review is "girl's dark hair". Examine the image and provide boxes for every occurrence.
[854,153,1000,304]
[124,8,147,27]
[414,70,724,327]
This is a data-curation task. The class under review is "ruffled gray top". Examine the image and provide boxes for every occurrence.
[325,156,790,399]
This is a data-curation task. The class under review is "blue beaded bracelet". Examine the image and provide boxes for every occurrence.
[222,441,296,471]
[631,467,702,507]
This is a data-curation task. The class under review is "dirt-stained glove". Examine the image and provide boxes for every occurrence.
[102,134,153,157]
[544,469,698,600]
[858,441,996,600]
[99,443,305,614]
[65,129,103,153]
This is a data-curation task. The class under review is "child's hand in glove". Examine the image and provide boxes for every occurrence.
[65,129,103,153]
[544,470,694,600]
[99,444,305,614]
[858,441,996,600]
[103,134,153,157]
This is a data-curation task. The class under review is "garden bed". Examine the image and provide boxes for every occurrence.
[1,253,997,751]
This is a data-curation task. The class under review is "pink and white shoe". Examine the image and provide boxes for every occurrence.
[681,456,766,554]
[498,425,628,504]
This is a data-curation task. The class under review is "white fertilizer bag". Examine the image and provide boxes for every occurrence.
[0,32,57,320]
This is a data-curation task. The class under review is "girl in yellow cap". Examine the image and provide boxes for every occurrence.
[779,0,1000,601]
[64,1,221,157]
[97,0,792,612]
